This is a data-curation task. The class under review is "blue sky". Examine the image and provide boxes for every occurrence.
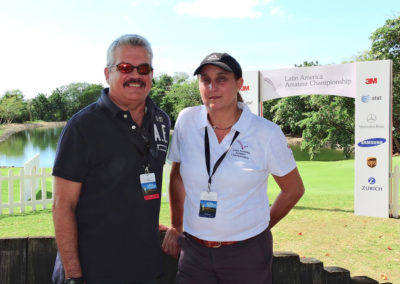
[0,0,398,98]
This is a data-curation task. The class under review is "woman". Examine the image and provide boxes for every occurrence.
[162,52,305,284]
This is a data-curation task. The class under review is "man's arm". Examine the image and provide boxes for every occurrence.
[52,176,83,278]
[269,167,305,229]
[162,162,185,258]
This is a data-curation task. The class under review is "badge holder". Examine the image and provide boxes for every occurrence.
[140,166,159,200]
[199,183,218,218]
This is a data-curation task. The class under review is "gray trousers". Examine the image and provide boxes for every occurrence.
[176,229,273,284]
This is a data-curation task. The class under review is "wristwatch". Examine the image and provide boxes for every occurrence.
[64,277,84,284]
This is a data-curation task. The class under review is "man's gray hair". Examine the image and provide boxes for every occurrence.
[106,34,153,67]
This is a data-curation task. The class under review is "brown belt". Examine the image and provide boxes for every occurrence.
[188,234,238,248]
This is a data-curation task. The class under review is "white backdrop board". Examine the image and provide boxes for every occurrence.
[242,60,393,218]
[241,70,260,116]
[354,60,392,218]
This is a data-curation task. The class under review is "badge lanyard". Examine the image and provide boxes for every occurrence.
[204,127,240,192]
[199,128,239,218]
[136,111,160,200]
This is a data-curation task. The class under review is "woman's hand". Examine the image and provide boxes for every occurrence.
[162,227,182,259]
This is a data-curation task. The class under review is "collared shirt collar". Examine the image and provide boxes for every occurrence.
[196,102,253,133]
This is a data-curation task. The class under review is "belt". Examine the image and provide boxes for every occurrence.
[188,234,239,248]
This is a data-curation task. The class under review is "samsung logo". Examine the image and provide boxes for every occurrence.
[357,138,386,147]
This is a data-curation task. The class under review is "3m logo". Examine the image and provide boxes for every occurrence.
[365,78,377,84]
[241,85,250,91]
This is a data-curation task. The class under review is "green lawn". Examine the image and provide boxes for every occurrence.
[0,158,399,282]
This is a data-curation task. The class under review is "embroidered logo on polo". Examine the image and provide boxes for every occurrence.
[231,140,251,160]
[153,123,168,152]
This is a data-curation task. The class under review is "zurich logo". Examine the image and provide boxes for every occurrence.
[368,177,376,185]
[361,95,371,103]
[358,138,386,147]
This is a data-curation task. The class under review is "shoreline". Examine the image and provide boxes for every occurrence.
[0,122,303,145]
[0,122,66,143]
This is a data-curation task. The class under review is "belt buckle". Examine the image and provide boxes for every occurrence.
[211,241,222,248]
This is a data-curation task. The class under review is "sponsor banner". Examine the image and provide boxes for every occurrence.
[260,63,356,101]
[244,59,392,219]
[241,71,260,115]
[354,60,392,218]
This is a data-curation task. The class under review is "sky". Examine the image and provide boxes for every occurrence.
[0,0,399,98]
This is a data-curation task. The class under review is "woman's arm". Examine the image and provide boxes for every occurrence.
[269,167,305,229]
[162,162,186,258]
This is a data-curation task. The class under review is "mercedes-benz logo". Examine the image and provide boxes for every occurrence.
[367,113,377,123]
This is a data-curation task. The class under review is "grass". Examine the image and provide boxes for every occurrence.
[0,159,399,282]
[268,157,400,282]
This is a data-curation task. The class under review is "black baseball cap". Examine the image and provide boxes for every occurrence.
[193,52,242,78]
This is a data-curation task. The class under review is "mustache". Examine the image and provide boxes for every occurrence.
[123,78,146,88]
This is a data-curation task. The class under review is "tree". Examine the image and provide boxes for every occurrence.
[30,93,51,121]
[0,90,28,123]
[368,15,400,152]
[161,80,202,126]
[297,95,354,159]
[150,74,174,107]
[47,82,103,121]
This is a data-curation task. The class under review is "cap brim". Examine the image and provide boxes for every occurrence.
[193,62,234,76]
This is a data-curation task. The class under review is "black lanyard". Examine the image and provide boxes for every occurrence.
[205,128,240,191]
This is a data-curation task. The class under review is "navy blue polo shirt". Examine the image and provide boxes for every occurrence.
[53,88,170,283]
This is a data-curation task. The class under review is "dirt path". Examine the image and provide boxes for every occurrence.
[0,122,66,143]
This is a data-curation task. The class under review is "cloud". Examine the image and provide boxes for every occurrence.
[270,6,284,16]
[175,0,265,18]
[269,7,285,16]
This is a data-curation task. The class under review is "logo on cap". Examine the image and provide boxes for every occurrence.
[206,54,220,61]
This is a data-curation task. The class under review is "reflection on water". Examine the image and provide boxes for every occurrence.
[0,127,63,168]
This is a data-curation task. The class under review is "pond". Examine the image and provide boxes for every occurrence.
[0,127,64,168]
[0,127,354,168]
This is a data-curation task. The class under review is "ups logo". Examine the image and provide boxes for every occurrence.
[367,157,377,168]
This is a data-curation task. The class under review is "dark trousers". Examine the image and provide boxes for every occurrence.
[176,229,273,284]
[87,279,157,284]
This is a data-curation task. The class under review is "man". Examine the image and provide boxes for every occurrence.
[52,34,170,284]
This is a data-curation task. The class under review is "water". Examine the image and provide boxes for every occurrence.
[0,127,353,169]
[0,127,64,168]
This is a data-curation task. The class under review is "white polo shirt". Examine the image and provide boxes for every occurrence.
[168,102,296,241]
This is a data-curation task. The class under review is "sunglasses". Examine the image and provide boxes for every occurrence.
[111,63,153,75]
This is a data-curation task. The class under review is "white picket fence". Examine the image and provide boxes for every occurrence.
[0,164,399,217]
[0,168,53,215]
